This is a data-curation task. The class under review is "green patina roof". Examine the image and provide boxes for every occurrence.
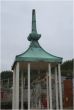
[16,40,62,62]
[12,9,62,69]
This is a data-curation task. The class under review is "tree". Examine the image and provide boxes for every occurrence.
[1,71,13,80]
[61,59,73,77]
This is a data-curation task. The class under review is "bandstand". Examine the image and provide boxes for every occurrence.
[12,9,63,110]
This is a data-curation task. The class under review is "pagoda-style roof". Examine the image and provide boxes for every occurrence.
[12,9,62,69]
[15,41,62,62]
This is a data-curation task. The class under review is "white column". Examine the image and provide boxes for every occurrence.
[12,69,16,109]
[28,63,30,109]
[58,64,63,109]
[48,63,53,109]
[21,71,24,110]
[15,62,19,109]
[46,73,49,109]
[55,67,59,109]
[39,99,41,109]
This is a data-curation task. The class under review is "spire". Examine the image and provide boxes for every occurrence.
[28,9,41,41]
[32,9,37,33]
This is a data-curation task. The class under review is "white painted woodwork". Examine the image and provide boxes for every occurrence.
[15,62,19,109]
[28,63,30,109]
[48,63,53,109]
[46,73,49,109]
[12,68,16,109]
[58,64,63,109]
[21,71,24,110]
[55,67,59,109]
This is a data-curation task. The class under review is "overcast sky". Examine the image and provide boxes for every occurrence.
[1,0,73,71]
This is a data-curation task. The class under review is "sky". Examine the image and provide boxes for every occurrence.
[1,0,73,71]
